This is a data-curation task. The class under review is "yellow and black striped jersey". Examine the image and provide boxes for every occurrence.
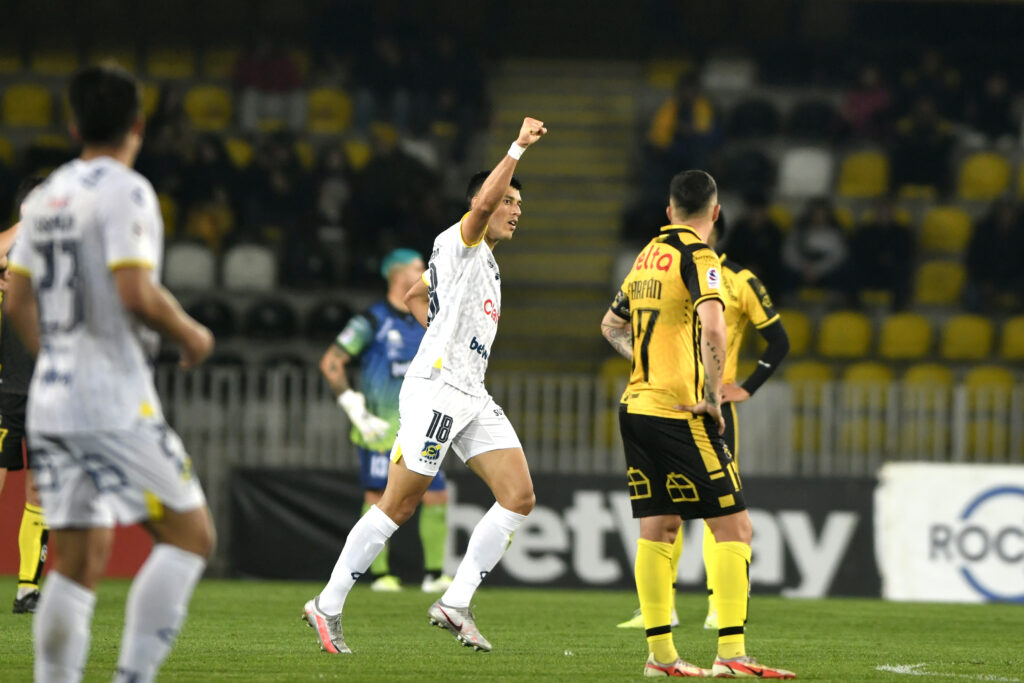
[719,255,779,385]
[610,225,724,419]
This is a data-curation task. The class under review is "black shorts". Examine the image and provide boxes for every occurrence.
[619,407,745,521]
[0,392,28,470]
[723,401,738,461]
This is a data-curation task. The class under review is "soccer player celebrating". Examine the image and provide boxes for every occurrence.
[0,176,49,615]
[5,64,216,683]
[615,212,790,633]
[601,171,795,678]
[303,117,546,655]
[319,247,452,593]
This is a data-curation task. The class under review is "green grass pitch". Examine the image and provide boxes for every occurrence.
[1,576,1021,681]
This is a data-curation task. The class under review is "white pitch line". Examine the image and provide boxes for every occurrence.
[877,663,1020,682]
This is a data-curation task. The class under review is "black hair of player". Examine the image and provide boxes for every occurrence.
[13,176,45,211]
[465,171,522,208]
[68,64,141,146]
[669,170,717,216]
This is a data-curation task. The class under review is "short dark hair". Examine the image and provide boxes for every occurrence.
[465,171,522,208]
[669,170,717,216]
[68,64,141,146]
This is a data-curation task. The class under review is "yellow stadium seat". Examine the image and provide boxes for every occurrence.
[203,47,240,79]
[0,136,14,166]
[834,205,855,231]
[999,316,1024,361]
[957,151,1011,200]
[2,84,53,127]
[307,87,352,134]
[140,83,160,119]
[903,363,954,388]
[785,361,834,454]
[86,48,137,73]
[146,47,195,79]
[879,313,932,360]
[843,361,894,385]
[784,360,834,386]
[0,51,21,74]
[768,204,793,232]
[183,85,233,132]
[224,137,253,168]
[777,309,811,356]
[343,139,372,171]
[859,205,912,226]
[920,206,972,254]
[158,193,178,235]
[31,49,79,76]
[940,314,994,361]
[294,140,314,170]
[645,59,695,89]
[900,363,954,456]
[914,260,965,306]
[817,311,872,359]
[964,365,1016,458]
[837,150,889,198]
[897,183,938,200]
[964,365,1014,393]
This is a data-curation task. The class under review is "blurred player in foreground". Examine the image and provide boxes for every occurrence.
[5,63,215,683]
[319,248,452,593]
[602,170,795,678]
[303,117,546,655]
[0,176,48,614]
[616,211,790,633]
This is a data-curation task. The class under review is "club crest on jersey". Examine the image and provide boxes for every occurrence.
[706,267,720,289]
[635,245,673,272]
[421,441,441,461]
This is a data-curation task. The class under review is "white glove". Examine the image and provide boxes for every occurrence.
[338,389,391,442]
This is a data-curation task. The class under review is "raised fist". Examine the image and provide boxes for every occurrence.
[516,117,547,148]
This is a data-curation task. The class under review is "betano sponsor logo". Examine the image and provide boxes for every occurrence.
[469,336,490,360]
[930,486,1024,603]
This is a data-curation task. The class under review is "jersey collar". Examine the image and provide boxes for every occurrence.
[659,224,701,238]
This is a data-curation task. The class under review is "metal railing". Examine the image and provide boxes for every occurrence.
[153,365,1024,569]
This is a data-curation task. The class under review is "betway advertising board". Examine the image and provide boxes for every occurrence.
[229,470,878,596]
[875,462,1024,603]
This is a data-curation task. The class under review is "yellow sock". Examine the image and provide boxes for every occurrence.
[17,503,49,589]
[713,541,751,659]
[669,529,683,611]
[702,522,716,615]
[635,538,677,664]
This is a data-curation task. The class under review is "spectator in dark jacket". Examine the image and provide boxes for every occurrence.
[852,198,915,309]
[965,199,1024,312]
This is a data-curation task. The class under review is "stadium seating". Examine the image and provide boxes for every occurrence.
[184,85,234,132]
[0,51,21,74]
[785,100,840,140]
[2,84,52,127]
[722,148,776,196]
[919,206,972,254]
[86,47,137,73]
[140,83,161,119]
[30,49,78,76]
[901,363,954,456]
[956,151,1011,201]
[939,314,994,361]
[776,308,811,356]
[964,365,1016,458]
[913,260,965,306]
[817,311,872,359]
[0,135,13,166]
[878,313,932,360]
[777,147,833,198]
[307,87,352,134]
[223,243,277,291]
[224,137,254,168]
[768,204,794,231]
[146,46,196,79]
[843,361,894,385]
[725,98,780,139]
[164,242,217,291]
[243,298,299,340]
[343,138,372,171]
[185,297,237,338]
[203,46,240,79]
[158,193,179,234]
[903,363,954,388]
[999,316,1024,360]
[965,365,1014,394]
[784,360,834,454]
[294,139,314,170]
[305,300,353,342]
[837,150,888,199]
[700,55,756,91]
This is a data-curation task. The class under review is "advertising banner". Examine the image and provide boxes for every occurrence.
[875,462,1024,603]
[229,469,879,596]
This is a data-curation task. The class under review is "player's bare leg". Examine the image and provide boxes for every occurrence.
[427,447,533,652]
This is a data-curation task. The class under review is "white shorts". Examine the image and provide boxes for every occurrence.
[29,420,206,529]
[392,376,522,477]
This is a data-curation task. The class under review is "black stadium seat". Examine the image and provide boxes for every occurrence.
[243,298,299,340]
[305,299,353,342]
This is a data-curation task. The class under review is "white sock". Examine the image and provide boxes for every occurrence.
[319,505,399,614]
[114,544,206,683]
[33,571,96,683]
[442,503,526,608]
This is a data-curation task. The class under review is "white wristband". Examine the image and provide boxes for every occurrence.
[507,142,526,160]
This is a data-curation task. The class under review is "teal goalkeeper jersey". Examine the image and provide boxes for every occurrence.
[335,301,424,451]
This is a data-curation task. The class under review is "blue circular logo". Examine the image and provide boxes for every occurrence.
[958,486,1024,603]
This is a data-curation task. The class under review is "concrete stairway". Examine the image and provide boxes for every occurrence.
[486,59,640,373]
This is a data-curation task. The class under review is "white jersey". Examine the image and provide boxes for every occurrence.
[9,157,164,433]
[405,217,501,396]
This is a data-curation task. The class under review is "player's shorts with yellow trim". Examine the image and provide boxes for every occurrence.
[28,419,206,529]
[619,406,745,520]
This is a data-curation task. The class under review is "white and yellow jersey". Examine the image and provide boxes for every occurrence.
[9,157,164,433]
[405,215,501,397]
